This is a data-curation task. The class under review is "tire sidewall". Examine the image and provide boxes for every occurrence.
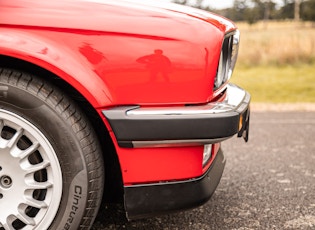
[0,79,91,230]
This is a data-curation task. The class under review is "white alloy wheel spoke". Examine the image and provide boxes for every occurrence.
[24,196,48,209]
[7,128,24,149]
[16,211,35,226]
[11,141,40,159]
[2,223,14,230]
[0,109,62,230]
[4,215,16,230]
[0,119,4,131]
[21,160,50,174]
[25,181,53,190]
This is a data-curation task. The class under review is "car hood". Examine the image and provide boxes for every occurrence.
[0,0,238,105]
[1,0,236,37]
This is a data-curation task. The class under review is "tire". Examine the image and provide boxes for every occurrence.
[0,68,104,230]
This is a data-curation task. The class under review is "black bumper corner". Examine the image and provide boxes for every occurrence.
[124,148,226,220]
[102,84,250,148]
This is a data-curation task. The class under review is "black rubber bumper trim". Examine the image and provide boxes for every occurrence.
[102,88,250,148]
[124,148,226,220]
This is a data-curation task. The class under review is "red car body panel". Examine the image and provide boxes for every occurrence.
[0,0,236,106]
[0,0,239,185]
[100,111,222,184]
[0,0,251,222]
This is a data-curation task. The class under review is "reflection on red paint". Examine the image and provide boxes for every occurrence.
[137,49,171,82]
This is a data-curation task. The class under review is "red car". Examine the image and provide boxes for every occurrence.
[0,0,250,229]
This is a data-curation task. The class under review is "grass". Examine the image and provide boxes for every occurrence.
[231,64,315,103]
[230,21,315,103]
[236,21,315,66]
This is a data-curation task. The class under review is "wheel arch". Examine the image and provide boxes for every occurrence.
[0,54,124,203]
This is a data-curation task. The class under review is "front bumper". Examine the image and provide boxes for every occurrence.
[102,83,250,148]
[124,148,226,219]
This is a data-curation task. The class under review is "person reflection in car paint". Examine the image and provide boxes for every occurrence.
[79,42,108,77]
[137,49,171,82]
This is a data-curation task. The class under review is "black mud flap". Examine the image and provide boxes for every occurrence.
[238,107,250,142]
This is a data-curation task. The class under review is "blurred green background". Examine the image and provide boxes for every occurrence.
[233,21,315,103]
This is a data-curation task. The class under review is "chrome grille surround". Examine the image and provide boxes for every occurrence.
[214,30,240,90]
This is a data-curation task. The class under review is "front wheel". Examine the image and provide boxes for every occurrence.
[0,68,104,230]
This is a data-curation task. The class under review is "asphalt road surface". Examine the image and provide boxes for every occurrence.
[92,111,315,230]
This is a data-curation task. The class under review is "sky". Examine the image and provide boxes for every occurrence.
[162,0,284,10]
[203,0,284,9]
[206,0,234,9]
[160,0,234,9]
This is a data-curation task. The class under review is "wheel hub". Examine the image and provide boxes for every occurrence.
[0,109,62,230]
[0,175,12,188]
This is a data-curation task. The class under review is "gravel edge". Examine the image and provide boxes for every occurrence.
[251,103,315,112]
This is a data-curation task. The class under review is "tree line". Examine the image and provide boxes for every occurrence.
[172,0,315,23]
